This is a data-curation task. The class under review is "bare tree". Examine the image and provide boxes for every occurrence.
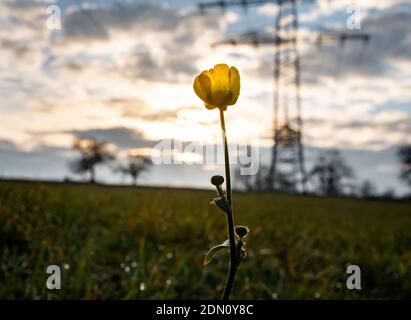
[398,145,411,188]
[70,138,115,183]
[117,154,152,186]
[309,150,354,196]
[235,163,269,192]
[380,188,396,200]
[359,180,377,199]
[235,163,296,193]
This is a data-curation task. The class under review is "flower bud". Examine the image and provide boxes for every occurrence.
[211,175,224,186]
[235,226,249,238]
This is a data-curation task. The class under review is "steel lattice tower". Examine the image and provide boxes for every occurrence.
[199,0,370,192]
[267,0,306,192]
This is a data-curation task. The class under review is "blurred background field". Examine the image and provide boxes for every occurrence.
[1,180,411,300]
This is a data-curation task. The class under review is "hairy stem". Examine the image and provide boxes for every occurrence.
[219,108,237,300]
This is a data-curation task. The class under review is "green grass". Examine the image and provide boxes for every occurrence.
[1,180,411,299]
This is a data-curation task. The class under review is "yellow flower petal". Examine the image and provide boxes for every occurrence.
[198,72,216,107]
[228,66,240,105]
[193,75,207,102]
[209,64,231,107]
[204,103,217,110]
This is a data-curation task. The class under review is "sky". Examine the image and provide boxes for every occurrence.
[0,0,410,195]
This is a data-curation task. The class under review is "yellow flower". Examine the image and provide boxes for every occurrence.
[193,63,240,110]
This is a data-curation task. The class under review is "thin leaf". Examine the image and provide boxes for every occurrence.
[210,196,230,213]
[203,240,230,266]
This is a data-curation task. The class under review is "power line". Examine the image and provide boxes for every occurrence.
[199,0,370,193]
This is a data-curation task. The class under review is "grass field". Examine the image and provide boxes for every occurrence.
[1,180,411,299]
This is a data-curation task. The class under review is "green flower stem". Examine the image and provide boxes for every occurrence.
[219,107,238,300]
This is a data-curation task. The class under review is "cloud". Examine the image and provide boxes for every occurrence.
[334,115,411,132]
[59,2,223,82]
[58,126,159,150]
[107,98,213,125]
[0,1,225,99]
[0,135,74,180]
[301,7,411,79]
[62,4,179,41]
[4,0,51,10]
[303,113,411,150]
[257,3,278,17]
[0,39,31,57]
[0,138,17,150]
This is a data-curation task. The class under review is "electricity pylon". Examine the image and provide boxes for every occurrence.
[199,0,370,193]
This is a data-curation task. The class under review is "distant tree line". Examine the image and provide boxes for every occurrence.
[236,145,411,200]
[70,138,411,196]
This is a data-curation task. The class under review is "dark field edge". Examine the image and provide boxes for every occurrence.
[0,300,408,319]
[1,178,410,204]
